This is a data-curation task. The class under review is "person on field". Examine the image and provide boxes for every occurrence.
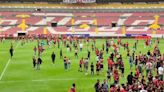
[84,58,89,74]
[127,72,133,85]
[67,58,71,69]
[64,56,68,70]
[96,61,100,75]
[36,57,42,70]
[158,64,164,81]
[79,42,83,51]
[87,50,90,59]
[51,52,56,64]
[129,55,133,70]
[33,46,37,55]
[94,79,100,92]
[101,79,109,92]
[74,48,78,58]
[113,67,119,84]
[69,83,76,92]
[106,69,111,82]
[32,56,36,68]
[91,62,94,75]
[120,61,125,77]
[9,45,14,58]
[60,49,63,59]
[78,58,83,72]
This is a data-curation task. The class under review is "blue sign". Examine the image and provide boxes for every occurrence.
[66,34,90,37]
[126,34,147,37]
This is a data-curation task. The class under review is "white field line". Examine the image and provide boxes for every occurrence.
[0,77,105,84]
[0,42,19,81]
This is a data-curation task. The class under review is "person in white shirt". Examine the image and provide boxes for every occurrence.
[145,61,152,76]
[79,43,83,51]
[158,65,163,80]
[140,87,147,92]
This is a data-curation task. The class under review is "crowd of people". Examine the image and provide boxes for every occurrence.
[4,35,163,92]
[92,38,164,92]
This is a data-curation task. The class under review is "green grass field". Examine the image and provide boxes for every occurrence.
[0,39,163,92]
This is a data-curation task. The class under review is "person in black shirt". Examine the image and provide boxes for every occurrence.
[156,59,161,72]
[9,45,14,58]
[38,57,42,65]
[60,49,63,59]
[110,53,114,61]
[91,62,94,75]
[87,50,90,59]
[64,56,68,70]
[94,79,100,92]
[135,56,138,66]
[36,57,42,70]
[134,42,137,50]
[106,47,108,54]
[32,56,36,68]
[147,50,151,56]
[51,52,56,64]
[127,72,133,85]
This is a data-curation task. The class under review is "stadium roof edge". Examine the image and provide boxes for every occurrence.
[0,3,164,9]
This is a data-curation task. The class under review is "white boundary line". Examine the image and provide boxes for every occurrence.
[0,42,19,81]
[0,59,11,80]
[0,77,105,84]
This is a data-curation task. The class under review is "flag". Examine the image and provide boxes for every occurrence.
[122,26,126,34]
[71,18,75,33]
[43,27,47,34]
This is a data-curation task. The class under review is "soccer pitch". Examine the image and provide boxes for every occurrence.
[0,39,163,92]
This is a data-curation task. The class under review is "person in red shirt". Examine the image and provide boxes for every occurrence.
[33,46,37,55]
[113,67,119,84]
[145,40,149,47]
[120,84,126,92]
[95,48,99,56]
[126,42,129,49]
[113,43,117,49]
[96,61,100,75]
[38,45,42,57]
[135,68,140,79]
[117,37,121,45]
[110,84,116,92]
[78,58,83,72]
[108,58,114,71]
[69,83,76,92]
